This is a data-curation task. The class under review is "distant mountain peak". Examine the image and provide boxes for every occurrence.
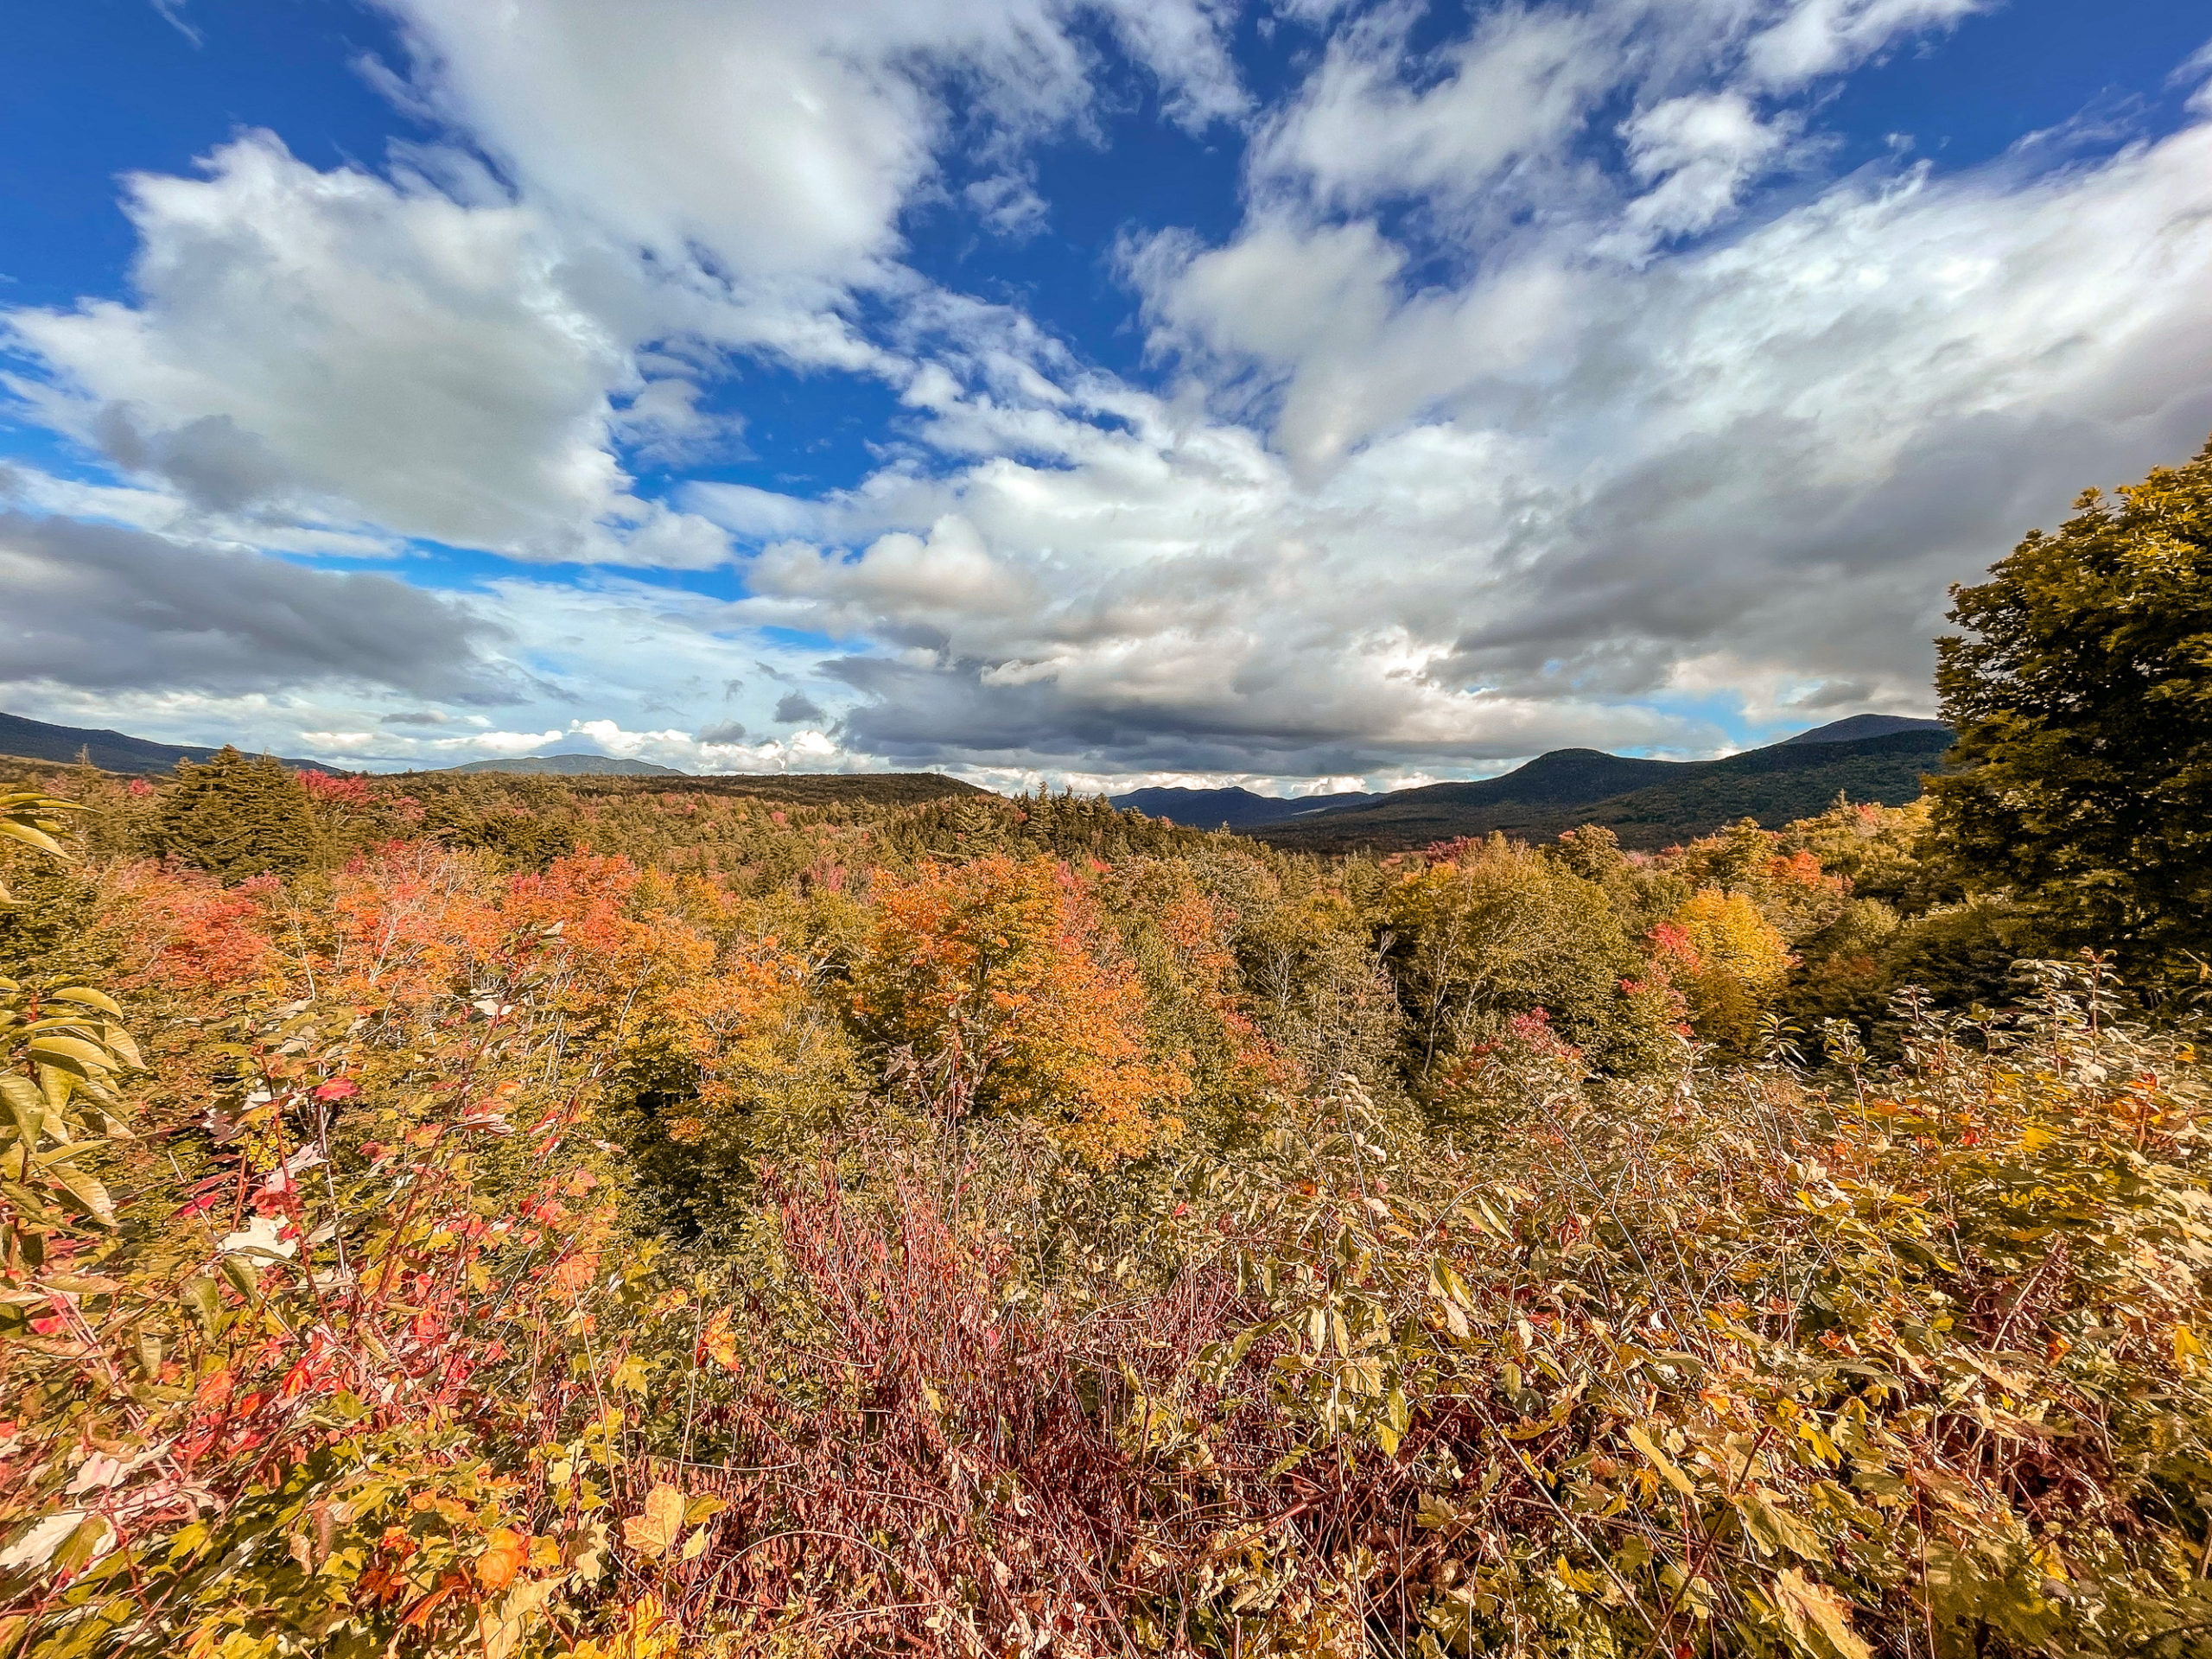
[1109,785,1382,829]
[0,709,336,774]
[1783,714,1950,747]
[436,753,684,777]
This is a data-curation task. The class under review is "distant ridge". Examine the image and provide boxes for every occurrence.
[1255,726,1955,853]
[1109,785,1382,828]
[1783,713,1950,746]
[1112,717,1956,848]
[0,710,338,775]
[435,753,685,777]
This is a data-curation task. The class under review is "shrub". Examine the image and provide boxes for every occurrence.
[1382,836,1635,1079]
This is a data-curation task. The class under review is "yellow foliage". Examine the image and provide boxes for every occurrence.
[1656,887,1795,1051]
[852,855,1187,1162]
[1663,887,1794,992]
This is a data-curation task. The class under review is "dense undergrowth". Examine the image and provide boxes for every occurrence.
[2,761,2209,1658]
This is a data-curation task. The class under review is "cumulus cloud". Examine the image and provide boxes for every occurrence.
[792,115,2212,776]
[375,0,1245,292]
[1243,0,1970,239]
[1610,92,1799,250]
[5,0,2207,790]
[0,512,509,701]
[774,691,828,724]
[1249,3,1615,219]
[5,134,730,567]
[5,0,1246,574]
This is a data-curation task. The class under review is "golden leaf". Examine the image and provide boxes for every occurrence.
[476,1527,528,1592]
[478,1575,562,1659]
[1774,1567,1872,1659]
[621,1484,686,1560]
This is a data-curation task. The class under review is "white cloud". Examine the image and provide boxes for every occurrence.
[1744,0,1988,89]
[783,115,2212,775]
[7,1,2209,793]
[1250,4,1614,218]
[1611,92,1798,248]
[374,0,1244,283]
[2176,35,2212,116]
[6,0,1247,573]
[6,133,730,566]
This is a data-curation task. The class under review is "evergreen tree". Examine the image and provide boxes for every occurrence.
[154,747,321,883]
[1930,435,2212,979]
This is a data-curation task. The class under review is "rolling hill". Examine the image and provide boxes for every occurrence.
[0,710,337,774]
[1109,785,1382,828]
[436,753,685,776]
[1779,713,1950,746]
[1254,725,1954,853]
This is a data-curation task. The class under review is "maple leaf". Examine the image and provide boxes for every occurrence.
[476,1528,527,1592]
[621,1484,686,1559]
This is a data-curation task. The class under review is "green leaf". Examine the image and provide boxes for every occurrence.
[0,1077,43,1147]
[0,820,68,860]
[101,1027,143,1071]
[1773,1567,1872,1659]
[182,1277,223,1338]
[53,1165,116,1229]
[26,1035,115,1074]
[1626,1423,1696,1497]
[219,1257,262,1301]
[46,988,123,1018]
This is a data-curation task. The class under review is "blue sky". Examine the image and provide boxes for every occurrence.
[3,0,2209,788]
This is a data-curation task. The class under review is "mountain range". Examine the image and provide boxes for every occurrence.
[1113,715,1953,852]
[4,707,1951,850]
[0,715,690,779]
[0,710,336,774]
[434,753,684,776]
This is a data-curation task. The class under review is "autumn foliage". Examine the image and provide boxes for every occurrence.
[2,749,2210,1659]
[852,855,1188,1162]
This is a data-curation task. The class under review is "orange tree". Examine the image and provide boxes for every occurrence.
[849,855,1188,1164]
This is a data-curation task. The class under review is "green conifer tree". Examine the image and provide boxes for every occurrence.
[154,747,321,883]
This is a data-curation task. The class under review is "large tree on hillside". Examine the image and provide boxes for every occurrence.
[1930,435,2212,979]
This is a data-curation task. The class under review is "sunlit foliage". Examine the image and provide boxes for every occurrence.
[5,423,2212,1659]
[1934,435,2212,981]
[852,855,1190,1163]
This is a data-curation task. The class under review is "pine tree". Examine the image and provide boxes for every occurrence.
[154,747,321,883]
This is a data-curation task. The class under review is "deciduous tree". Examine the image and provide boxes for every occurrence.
[1932,435,2212,979]
[852,855,1187,1162]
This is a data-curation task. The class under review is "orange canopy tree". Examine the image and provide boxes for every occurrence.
[851,856,1187,1163]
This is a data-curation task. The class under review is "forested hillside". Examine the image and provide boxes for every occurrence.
[0,438,2209,1659]
[0,712,331,777]
[1252,728,1954,852]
